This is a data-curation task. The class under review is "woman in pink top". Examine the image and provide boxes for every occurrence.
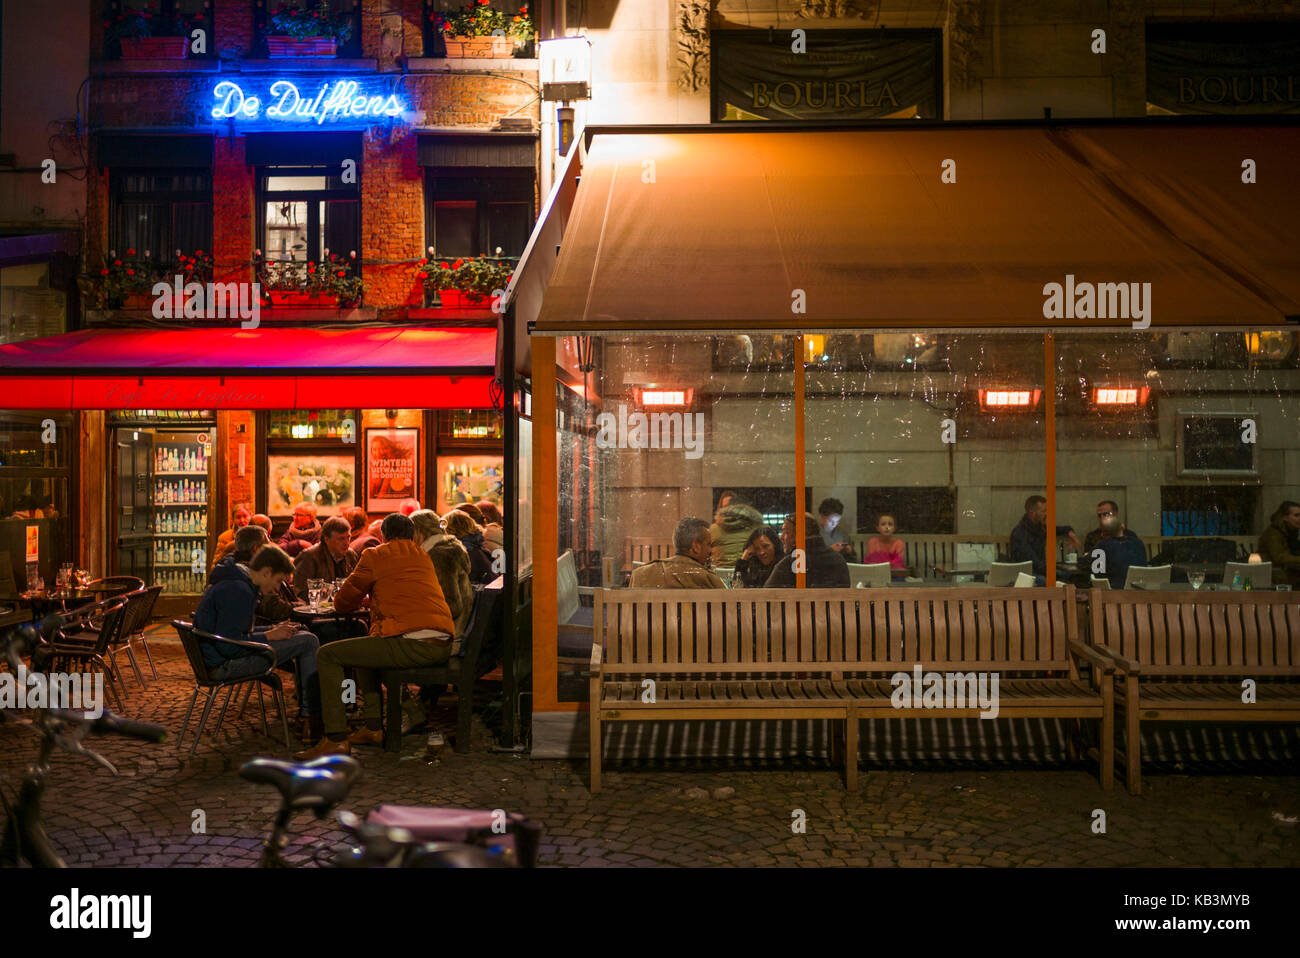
[864,513,907,574]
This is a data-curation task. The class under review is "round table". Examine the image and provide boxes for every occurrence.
[15,590,97,619]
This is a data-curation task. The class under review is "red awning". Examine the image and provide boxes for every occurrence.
[0,326,498,409]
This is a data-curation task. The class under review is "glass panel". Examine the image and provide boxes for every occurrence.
[265,200,308,260]
[556,334,796,700]
[486,202,529,256]
[433,200,476,257]
[805,332,1047,583]
[267,176,328,191]
[117,202,166,258]
[0,264,67,344]
[266,409,358,440]
[322,200,359,259]
[172,202,212,256]
[1057,330,1300,589]
[516,412,532,577]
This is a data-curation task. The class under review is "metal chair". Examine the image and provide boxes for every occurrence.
[109,585,162,688]
[1223,561,1272,589]
[988,561,1032,587]
[84,576,146,601]
[847,561,892,588]
[1123,564,1173,590]
[172,619,293,756]
[44,598,130,712]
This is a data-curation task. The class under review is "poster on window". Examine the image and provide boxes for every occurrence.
[268,455,356,517]
[366,428,420,512]
[25,525,38,563]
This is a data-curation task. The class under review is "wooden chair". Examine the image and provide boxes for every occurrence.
[380,581,504,753]
[1089,590,1300,794]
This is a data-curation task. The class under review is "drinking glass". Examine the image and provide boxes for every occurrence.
[1188,571,1206,591]
[308,578,324,610]
[26,566,42,594]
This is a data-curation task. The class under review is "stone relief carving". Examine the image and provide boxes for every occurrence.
[795,0,881,17]
[675,0,715,94]
[947,0,986,91]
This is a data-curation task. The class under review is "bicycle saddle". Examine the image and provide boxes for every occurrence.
[239,755,361,814]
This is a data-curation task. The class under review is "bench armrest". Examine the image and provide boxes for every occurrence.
[1066,639,1114,674]
[1093,643,1140,674]
[589,642,602,672]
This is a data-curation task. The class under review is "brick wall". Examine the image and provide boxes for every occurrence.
[361,127,424,308]
[214,137,254,287]
[220,410,257,526]
[214,0,255,59]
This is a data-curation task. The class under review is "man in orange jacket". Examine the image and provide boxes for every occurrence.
[295,512,456,759]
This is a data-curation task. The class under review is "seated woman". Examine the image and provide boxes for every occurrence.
[864,513,908,577]
[732,526,783,589]
[442,509,495,584]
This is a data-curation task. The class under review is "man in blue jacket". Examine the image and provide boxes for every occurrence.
[194,541,321,737]
[1009,495,1082,582]
[1082,500,1148,589]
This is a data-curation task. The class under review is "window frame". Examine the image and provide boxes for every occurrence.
[256,165,360,266]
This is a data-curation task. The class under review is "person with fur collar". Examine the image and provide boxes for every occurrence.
[410,509,474,636]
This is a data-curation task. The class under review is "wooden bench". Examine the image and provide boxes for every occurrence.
[590,589,860,793]
[1088,590,1300,794]
[588,586,1114,792]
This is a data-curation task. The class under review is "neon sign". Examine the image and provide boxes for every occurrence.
[211,79,405,125]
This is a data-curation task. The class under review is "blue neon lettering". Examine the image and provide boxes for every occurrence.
[209,80,404,124]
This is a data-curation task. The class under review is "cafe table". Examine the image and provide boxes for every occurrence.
[15,589,98,619]
[290,601,370,627]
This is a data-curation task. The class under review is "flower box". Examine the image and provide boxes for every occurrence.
[443,34,512,58]
[123,291,191,312]
[434,289,491,308]
[266,36,338,58]
[266,291,336,307]
[119,37,189,59]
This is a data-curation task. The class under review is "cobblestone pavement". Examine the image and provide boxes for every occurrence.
[2,634,1297,868]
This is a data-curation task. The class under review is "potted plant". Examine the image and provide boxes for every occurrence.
[264,1,354,58]
[434,1,533,58]
[417,250,515,307]
[255,249,365,307]
[100,248,212,310]
[106,5,197,60]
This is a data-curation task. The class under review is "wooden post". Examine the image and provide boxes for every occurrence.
[531,335,565,712]
[1044,333,1056,586]
[795,334,806,589]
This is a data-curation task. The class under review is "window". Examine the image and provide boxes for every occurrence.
[1160,485,1259,536]
[425,173,533,259]
[111,170,212,261]
[253,0,361,58]
[714,488,811,529]
[103,0,213,59]
[857,487,956,535]
[1,263,69,344]
[258,167,359,264]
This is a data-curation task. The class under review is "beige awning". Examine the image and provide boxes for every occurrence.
[531,121,1300,332]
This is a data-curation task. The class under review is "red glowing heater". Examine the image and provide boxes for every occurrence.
[1092,386,1150,407]
[636,388,693,407]
[978,389,1041,409]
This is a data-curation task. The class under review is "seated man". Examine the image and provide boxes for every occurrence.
[194,543,322,739]
[278,503,321,558]
[293,516,359,599]
[1009,495,1081,581]
[765,512,851,588]
[630,517,728,589]
[1081,500,1147,588]
[295,513,456,759]
[817,497,858,562]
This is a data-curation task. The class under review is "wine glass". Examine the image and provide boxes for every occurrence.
[1188,570,1206,591]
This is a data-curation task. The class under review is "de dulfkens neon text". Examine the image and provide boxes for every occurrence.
[211,79,404,125]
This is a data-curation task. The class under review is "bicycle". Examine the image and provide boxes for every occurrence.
[0,621,168,868]
[240,754,542,868]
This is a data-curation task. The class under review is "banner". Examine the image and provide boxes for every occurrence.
[712,29,941,122]
[1147,22,1300,114]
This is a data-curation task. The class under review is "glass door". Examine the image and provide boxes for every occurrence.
[113,428,155,587]
[151,430,212,596]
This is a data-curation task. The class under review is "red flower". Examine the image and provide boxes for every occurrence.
[126,248,136,255]
[452,258,463,269]
[419,258,428,266]
[113,259,122,266]
[337,271,344,278]
[308,266,316,273]
[195,249,203,256]
[100,268,109,276]
[126,269,135,276]
[439,262,448,269]
[418,271,428,279]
